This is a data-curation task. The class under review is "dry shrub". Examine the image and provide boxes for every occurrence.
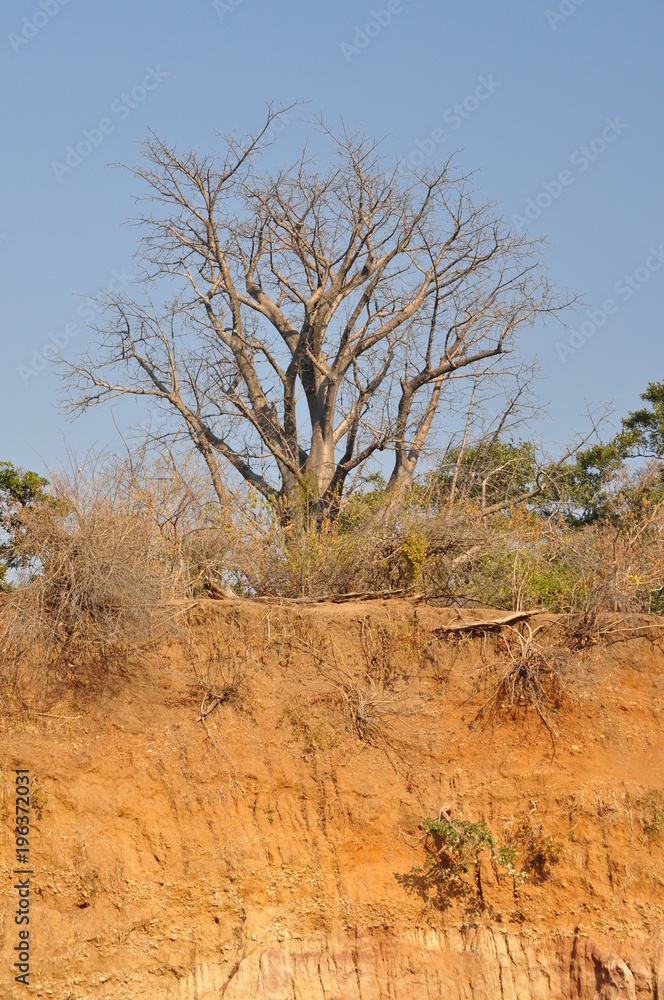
[189,616,251,721]
[359,618,401,689]
[216,491,371,598]
[148,452,660,615]
[110,448,233,596]
[0,458,188,699]
[475,623,570,736]
[557,507,664,618]
[185,615,256,770]
[212,475,459,598]
[421,484,664,617]
[296,630,429,772]
[190,471,538,603]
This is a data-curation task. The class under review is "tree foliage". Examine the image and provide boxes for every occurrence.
[0,462,49,590]
[616,380,664,459]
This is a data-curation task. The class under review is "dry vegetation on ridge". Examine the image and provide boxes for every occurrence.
[1,436,663,712]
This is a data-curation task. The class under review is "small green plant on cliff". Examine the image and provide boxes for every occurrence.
[494,843,527,885]
[418,813,496,883]
[409,809,562,908]
[410,812,506,906]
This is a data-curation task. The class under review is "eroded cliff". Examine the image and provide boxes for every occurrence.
[1,601,663,998]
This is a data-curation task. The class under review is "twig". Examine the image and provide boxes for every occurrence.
[32,712,83,720]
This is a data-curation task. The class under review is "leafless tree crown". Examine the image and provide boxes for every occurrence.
[64,108,557,519]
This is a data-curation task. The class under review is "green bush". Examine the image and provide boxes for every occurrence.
[411,810,560,906]
[0,462,49,590]
[419,814,496,883]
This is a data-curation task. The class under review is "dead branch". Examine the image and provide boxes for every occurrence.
[61,117,562,523]
[434,611,535,634]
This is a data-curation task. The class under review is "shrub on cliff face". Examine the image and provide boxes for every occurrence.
[409,810,561,909]
[419,813,496,885]
[406,812,512,910]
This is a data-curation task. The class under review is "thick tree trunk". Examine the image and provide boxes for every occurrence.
[307,427,336,498]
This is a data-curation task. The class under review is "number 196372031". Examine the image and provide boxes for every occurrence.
[15,770,30,863]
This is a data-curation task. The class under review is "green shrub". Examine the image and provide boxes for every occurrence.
[419,814,495,883]
[0,462,49,590]
[411,810,560,907]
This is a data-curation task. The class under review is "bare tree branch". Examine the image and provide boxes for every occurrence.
[61,117,564,521]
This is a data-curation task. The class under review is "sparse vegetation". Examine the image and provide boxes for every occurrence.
[191,618,251,722]
[290,626,431,772]
[641,791,664,840]
[409,809,561,910]
[31,783,49,819]
[505,816,564,878]
[277,701,334,756]
[1,380,663,716]
[0,458,190,702]
[475,623,571,736]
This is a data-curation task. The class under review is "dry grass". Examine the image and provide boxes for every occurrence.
[0,460,188,703]
[474,623,571,739]
[292,627,430,773]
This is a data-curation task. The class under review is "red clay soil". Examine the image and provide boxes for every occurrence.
[1,599,663,998]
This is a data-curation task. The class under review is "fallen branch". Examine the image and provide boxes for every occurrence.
[249,589,420,605]
[434,611,535,635]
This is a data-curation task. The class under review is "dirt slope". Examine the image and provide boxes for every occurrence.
[1,599,663,998]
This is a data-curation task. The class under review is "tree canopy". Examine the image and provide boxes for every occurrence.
[64,111,559,521]
[0,462,49,590]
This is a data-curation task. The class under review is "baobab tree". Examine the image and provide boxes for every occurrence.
[64,108,558,522]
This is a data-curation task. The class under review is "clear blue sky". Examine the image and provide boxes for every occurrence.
[1,0,662,474]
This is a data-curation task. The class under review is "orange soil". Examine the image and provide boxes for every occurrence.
[1,599,663,998]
